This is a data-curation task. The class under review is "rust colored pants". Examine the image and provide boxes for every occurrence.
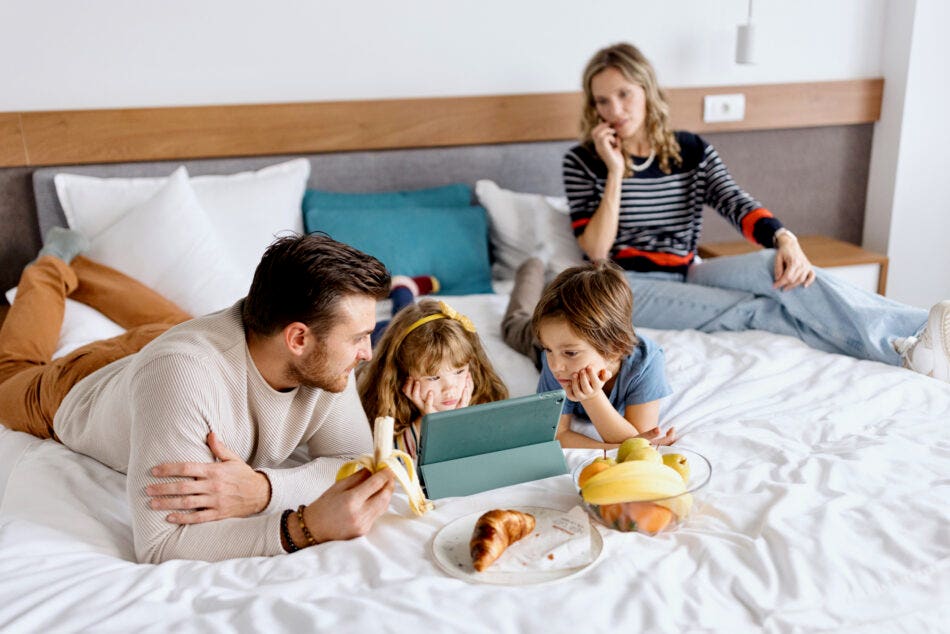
[0,256,191,439]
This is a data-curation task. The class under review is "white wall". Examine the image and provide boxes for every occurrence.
[864,0,950,309]
[3,0,943,307]
[2,0,884,110]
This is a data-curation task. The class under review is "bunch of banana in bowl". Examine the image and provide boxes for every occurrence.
[573,439,711,534]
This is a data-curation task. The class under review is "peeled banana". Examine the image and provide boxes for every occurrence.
[581,459,693,519]
[335,416,433,516]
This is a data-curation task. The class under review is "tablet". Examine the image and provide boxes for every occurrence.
[416,390,568,499]
[418,389,566,465]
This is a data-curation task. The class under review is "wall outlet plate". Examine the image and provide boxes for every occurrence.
[703,93,746,122]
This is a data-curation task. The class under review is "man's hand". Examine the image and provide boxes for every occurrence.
[297,468,395,545]
[147,432,271,525]
[773,233,816,291]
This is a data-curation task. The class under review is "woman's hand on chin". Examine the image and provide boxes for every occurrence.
[591,122,626,174]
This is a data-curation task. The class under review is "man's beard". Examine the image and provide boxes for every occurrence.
[286,349,353,393]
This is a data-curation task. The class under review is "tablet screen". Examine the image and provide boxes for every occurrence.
[417,389,565,465]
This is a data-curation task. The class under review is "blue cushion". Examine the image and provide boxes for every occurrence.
[305,204,493,295]
[303,183,472,210]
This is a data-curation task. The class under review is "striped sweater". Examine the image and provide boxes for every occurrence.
[563,131,783,275]
[54,301,373,563]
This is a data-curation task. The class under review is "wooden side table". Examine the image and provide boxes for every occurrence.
[697,235,889,295]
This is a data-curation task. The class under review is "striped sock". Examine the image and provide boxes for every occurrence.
[412,275,439,295]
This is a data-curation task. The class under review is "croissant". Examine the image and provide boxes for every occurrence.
[469,509,536,572]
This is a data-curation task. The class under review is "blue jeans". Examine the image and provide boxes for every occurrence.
[371,286,416,347]
[625,250,927,365]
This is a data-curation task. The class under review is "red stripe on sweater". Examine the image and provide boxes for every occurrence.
[614,248,694,267]
[740,207,773,242]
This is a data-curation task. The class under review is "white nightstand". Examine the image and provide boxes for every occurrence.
[697,235,888,295]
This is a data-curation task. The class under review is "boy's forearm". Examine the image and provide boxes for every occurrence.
[623,400,662,436]
[582,394,640,444]
[557,428,620,450]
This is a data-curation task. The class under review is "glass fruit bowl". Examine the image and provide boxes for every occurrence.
[572,446,712,535]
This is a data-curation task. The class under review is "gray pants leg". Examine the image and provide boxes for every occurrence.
[502,258,545,368]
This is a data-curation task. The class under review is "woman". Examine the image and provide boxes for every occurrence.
[504,43,948,381]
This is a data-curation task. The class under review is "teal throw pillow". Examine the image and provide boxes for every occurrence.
[305,204,493,295]
[303,183,472,211]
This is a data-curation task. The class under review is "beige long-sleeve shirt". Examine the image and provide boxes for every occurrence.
[54,301,373,563]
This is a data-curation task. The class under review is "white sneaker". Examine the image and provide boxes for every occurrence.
[901,300,950,382]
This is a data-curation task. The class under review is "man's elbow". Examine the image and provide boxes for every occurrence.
[135,539,169,564]
[134,529,204,564]
[134,530,188,564]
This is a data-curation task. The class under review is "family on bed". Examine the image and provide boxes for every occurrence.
[1,43,947,563]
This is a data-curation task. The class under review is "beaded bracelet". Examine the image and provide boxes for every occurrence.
[280,508,300,553]
[296,504,318,547]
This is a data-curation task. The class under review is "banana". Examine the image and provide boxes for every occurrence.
[335,416,434,516]
[581,460,693,519]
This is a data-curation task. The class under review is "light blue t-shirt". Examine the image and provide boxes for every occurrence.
[537,334,671,428]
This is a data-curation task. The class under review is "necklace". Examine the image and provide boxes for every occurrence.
[630,150,656,173]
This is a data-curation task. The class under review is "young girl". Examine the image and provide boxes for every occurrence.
[358,298,509,458]
[529,259,675,449]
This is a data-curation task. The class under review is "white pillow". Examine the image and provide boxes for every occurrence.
[475,179,585,279]
[6,287,125,360]
[54,158,310,291]
[543,195,587,275]
[81,167,245,316]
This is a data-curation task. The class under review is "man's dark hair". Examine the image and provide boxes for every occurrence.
[243,233,390,336]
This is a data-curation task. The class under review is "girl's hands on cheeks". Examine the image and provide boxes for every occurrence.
[458,373,474,409]
[591,122,625,174]
[565,365,612,403]
[403,378,437,415]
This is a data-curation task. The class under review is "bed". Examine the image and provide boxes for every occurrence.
[1,141,948,632]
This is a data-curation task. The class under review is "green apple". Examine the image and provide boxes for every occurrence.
[662,453,690,483]
[616,437,661,463]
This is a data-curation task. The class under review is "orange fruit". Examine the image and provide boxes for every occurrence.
[624,502,673,534]
[578,460,613,487]
[598,503,624,526]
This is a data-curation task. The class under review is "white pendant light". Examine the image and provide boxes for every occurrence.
[736,0,756,64]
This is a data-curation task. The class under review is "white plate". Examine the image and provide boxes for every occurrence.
[430,506,604,585]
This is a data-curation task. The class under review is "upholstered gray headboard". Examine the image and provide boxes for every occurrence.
[31,141,574,237]
[2,125,873,298]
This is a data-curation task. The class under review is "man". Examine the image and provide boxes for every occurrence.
[0,229,395,562]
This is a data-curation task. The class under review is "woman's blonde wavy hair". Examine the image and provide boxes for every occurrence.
[580,42,682,175]
[357,299,509,436]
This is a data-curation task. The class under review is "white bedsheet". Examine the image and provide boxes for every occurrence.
[1,292,949,632]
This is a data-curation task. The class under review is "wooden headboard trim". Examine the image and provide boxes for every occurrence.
[0,79,882,168]
[0,114,27,166]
